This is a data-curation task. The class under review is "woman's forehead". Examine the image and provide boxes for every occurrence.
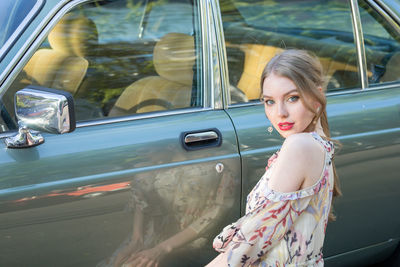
[262,73,297,96]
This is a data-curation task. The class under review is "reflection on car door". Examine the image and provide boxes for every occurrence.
[0,110,240,266]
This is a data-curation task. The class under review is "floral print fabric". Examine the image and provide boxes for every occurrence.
[213,132,335,267]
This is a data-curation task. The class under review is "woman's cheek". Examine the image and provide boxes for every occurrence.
[265,110,274,125]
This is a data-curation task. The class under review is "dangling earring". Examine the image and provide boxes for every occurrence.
[267,126,273,134]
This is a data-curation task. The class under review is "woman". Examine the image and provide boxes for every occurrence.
[207,49,341,267]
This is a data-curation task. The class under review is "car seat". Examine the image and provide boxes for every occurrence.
[23,13,98,95]
[108,32,195,116]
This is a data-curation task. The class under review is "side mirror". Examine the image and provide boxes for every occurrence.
[5,86,76,149]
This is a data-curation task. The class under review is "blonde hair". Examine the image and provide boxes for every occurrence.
[260,49,341,221]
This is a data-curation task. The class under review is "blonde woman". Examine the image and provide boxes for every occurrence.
[207,49,341,267]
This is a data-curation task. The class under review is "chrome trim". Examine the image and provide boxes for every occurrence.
[15,87,75,134]
[199,0,213,108]
[76,107,213,128]
[0,0,45,61]
[184,131,218,143]
[362,82,400,92]
[326,87,367,96]
[228,101,263,109]
[367,0,400,36]
[0,107,213,137]
[210,0,230,109]
[373,0,400,25]
[201,0,223,109]
[5,127,44,149]
[350,0,368,89]
[228,80,400,108]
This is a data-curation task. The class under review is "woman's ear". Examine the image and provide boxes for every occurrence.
[318,86,323,93]
[314,101,321,112]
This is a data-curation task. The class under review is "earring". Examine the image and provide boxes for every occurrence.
[267,126,273,134]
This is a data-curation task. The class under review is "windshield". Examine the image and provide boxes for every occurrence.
[0,0,38,48]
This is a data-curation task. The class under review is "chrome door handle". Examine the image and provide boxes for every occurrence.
[184,131,219,144]
[181,129,222,150]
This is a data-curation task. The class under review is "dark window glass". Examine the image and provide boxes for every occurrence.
[2,0,202,132]
[359,0,400,85]
[0,0,37,47]
[220,0,360,104]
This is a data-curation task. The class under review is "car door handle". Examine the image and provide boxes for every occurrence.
[181,129,222,150]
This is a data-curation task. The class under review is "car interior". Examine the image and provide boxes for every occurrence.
[2,0,201,129]
[3,0,400,133]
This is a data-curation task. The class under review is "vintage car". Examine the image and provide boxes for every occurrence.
[0,0,399,266]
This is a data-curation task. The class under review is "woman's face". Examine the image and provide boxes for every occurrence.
[262,73,317,138]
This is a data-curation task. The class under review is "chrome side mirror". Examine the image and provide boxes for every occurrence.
[5,86,76,148]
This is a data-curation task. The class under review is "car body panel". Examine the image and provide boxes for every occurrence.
[0,110,241,266]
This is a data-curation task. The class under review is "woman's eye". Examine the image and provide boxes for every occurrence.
[288,96,299,102]
[264,99,274,105]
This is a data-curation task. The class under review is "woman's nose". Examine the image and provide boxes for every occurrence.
[277,103,288,117]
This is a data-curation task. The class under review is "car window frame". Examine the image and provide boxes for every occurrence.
[0,0,220,137]
[215,0,399,109]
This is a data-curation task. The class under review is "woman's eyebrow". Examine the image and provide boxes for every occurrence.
[263,89,298,98]
[283,89,298,96]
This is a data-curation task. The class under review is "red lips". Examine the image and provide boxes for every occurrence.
[278,122,294,131]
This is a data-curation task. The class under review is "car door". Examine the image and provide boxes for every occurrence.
[217,0,400,266]
[0,0,241,266]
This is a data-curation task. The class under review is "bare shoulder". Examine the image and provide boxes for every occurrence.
[281,132,324,156]
[268,133,325,193]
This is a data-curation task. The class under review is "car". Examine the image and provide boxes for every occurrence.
[0,0,399,266]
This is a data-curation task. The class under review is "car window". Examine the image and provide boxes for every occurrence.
[219,0,360,104]
[1,0,202,131]
[0,0,38,48]
[358,0,400,85]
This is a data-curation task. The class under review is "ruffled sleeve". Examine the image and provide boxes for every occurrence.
[213,195,312,267]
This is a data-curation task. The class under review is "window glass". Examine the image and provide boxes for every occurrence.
[2,0,202,132]
[0,0,37,47]
[220,0,360,104]
[359,0,400,85]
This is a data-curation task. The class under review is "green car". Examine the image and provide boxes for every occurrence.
[0,0,399,266]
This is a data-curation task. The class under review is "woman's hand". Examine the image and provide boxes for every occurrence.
[112,237,144,267]
[205,252,228,267]
[121,244,170,267]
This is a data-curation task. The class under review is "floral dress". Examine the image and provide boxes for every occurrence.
[213,132,335,267]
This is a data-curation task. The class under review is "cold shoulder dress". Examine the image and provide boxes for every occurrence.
[213,132,335,267]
